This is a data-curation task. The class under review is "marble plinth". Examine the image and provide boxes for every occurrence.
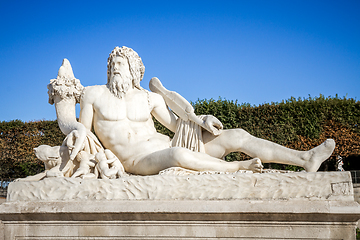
[7,171,354,202]
[1,171,359,239]
[0,200,359,239]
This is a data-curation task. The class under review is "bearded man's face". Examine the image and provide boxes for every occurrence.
[108,56,132,98]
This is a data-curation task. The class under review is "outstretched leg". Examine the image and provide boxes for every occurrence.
[202,129,335,172]
[128,147,263,175]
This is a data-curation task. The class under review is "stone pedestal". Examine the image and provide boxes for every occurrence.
[1,171,359,239]
[0,200,359,239]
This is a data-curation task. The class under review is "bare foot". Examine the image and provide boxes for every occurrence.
[239,158,263,173]
[304,139,335,172]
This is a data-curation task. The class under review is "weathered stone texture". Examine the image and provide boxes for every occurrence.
[7,171,353,202]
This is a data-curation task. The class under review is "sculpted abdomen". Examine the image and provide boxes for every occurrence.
[94,118,131,148]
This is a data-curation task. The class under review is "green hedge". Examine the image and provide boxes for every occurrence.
[193,95,360,171]
[1,95,359,178]
[0,120,64,178]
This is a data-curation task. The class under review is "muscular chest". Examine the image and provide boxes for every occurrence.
[94,90,151,122]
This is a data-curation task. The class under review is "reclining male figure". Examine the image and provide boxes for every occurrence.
[78,46,335,175]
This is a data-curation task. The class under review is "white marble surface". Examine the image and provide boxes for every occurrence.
[1,198,360,239]
[7,171,353,202]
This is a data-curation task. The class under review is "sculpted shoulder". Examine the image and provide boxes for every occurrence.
[81,85,107,104]
[148,91,166,109]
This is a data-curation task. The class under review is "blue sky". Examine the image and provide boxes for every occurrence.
[0,0,359,122]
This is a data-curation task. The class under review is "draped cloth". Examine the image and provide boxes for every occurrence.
[171,115,206,153]
[83,130,104,155]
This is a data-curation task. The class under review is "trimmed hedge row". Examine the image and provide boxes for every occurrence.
[1,95,359,178]
[192,95,360,171]
[0,120,64,178]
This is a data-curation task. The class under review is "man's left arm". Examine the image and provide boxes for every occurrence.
[150,92,178,133]
[149,77,223,135]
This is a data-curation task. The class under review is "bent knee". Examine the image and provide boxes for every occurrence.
[214,128,253,153]
[222,128,252,140]
[235,128,251,139]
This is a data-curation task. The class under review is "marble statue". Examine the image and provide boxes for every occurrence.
[5,47,358,240]
[39,46,335,178]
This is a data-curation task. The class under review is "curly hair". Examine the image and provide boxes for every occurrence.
[107,46,145,89]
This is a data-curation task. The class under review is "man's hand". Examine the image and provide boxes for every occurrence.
[203,115,223,136]
[65,128,86,160]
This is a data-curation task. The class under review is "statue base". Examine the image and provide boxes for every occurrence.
[5,171,356,201]
[0,200,359,239]
[0,171,360,239]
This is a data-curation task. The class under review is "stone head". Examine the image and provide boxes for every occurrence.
[107,46,145,90]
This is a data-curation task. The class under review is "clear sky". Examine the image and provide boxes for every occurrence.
[0,0,359,122]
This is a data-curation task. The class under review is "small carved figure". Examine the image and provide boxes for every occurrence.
[71,151,97,179]
[104,149,127,177]
[95,152,118,179]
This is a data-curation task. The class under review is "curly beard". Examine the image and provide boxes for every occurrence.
[108,74,132,99]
